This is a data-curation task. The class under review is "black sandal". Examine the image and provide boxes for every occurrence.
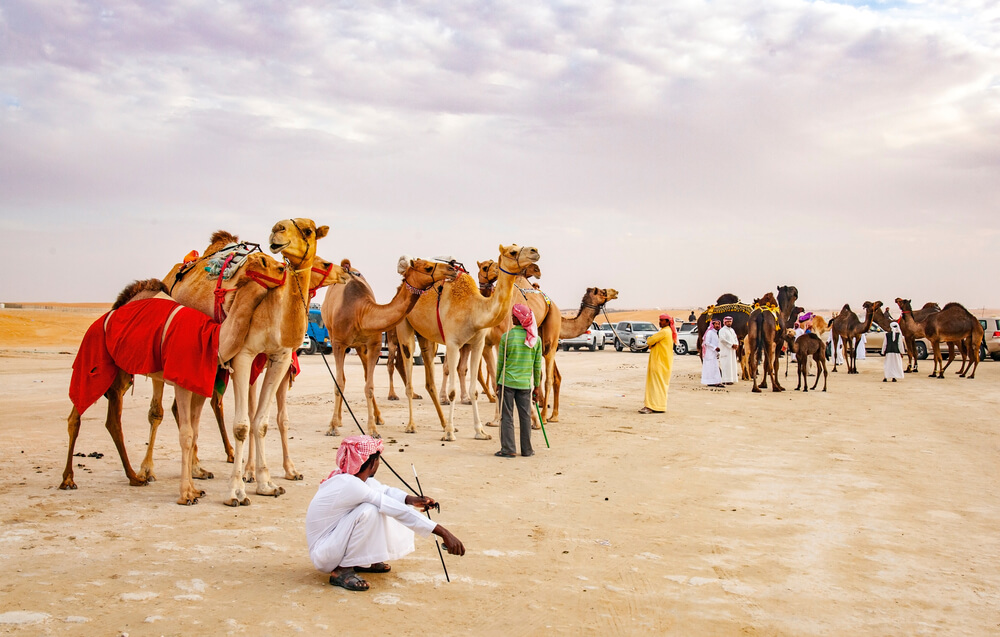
[330,570,369,591]
[494,450,516,458]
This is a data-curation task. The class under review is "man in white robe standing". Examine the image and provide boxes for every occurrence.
[718,316,740,385]
[701,318,724,387]
[306,436,465,591]
[881,321,906,382]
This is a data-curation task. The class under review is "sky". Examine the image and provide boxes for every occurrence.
[2,0,998,313]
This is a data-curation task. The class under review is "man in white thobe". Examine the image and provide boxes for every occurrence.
[881,321,906,382]
[306,436,465,592]
[701,319,724,387]
[718,316,740,385]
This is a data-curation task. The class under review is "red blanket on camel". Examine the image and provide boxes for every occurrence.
[69,298,221,415]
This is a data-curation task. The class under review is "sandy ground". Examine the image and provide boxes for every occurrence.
[1,307,999,636]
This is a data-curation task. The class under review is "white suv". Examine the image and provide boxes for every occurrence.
[559,322,604,351]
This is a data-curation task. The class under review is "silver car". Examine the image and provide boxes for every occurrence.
[613,321,660,352]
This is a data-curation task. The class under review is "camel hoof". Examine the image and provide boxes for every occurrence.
[752,388,761,393]
[531,424,541,430]
[225,455,235,464]
[441,432,457,442]
[59,481,77,490]
[404,426,416,434]
[178,497,199,506]
[376,418,385,426]
[461,399,472,405]
[223,498,240,507]
[440,399,451,406]
[286,472,304,481]
[193,471,214,480]
[548,416,559,423]
[411,393,423,400]
[387,394,399,401]
[240,497,251,506]
[325,428,340,437]
[473,432,491,440]
[485,421,499,428]
[257,485,285,497]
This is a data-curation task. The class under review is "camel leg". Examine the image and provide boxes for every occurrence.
[138,378,166,481]
[363,345,383,438]
[439,350,453,405]
[816,356,828,391]
[771,339,785,391]
[176,389,207,505]
[170,397,215,481]
[242,376,260,483]
[795,359,804,391]
[386,336,401,401]
[326,346,350,437]
[248,353,289,497]
[353,346,385,427]
[539,346,557,428]
[398,322,420,434]
[392,339,421,400]
[274,368,302,480]
[101,370,147,486]
[60,406,84,490]
[209,389,234,463]
[457,346,473,405]
[462,332,491,441]
[418,336,449,436]
[224,352,254,507]
[477,353,496,403]
[904,336,916,373]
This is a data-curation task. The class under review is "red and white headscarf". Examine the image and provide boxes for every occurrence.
[511,303,538,347]
[659,313,678,344]
[322,435,384,481]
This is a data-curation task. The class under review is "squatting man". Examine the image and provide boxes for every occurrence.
[306,436,465,591]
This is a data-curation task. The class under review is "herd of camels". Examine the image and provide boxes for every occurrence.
[696,288,985,395]
[59,218,618,505]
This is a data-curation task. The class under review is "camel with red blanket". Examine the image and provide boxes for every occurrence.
[60,253,286,504]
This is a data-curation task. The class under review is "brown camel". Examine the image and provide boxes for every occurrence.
[898,300,983,379]
[60,255,286,504]
[785,329,828,392]
[745,286,798,392]
[396,244,540,441]
[893,299,943,373]
[543,286,619,423]
[322,256,457,438]
[829,301,880,374]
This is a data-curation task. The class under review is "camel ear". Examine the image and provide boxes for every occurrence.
[315,225,330,240]
[341,258,351,270]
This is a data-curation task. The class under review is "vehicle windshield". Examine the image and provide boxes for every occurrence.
[633,322,657,332]
[679,323,695,333]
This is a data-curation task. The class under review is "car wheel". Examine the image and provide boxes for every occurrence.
[675,341,688,355]
[992,351,1000,362]
[305,338,318,356]
[915,341,928,360]
[980,344,988,361]
[615,339,623,352]
[589,339,597,352]
[599,343,605,351]
[629,339,637,352]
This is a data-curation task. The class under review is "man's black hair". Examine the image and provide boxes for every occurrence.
[358,451,381,475]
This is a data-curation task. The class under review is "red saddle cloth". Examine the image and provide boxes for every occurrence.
[69,298,221,414]
[249,351,301,385]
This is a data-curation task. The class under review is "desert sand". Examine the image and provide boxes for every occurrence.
[1,306,998,636]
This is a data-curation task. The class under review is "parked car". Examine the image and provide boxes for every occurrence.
[597,322,616,347]
[559,322,604,351]
[614,321,660,352]
[979,318,1000,361]
[862,325,940,360]
[674,322,699,355]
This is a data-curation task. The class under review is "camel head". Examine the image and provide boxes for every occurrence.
[784,328,798,348]
[777,285,798,309]
[309,258,350,292]
[896,298,913,313]
[582,287,617,308]
[242,253,288,290]
[497,244,540,275]
[402,258,459,291]
[477,260,498,288]
[862,300,882,315]
[269,218,329,267]
[523,264,542,280]
[603,288,619,302]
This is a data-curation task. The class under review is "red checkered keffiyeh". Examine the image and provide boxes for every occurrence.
[323,435,384,481]
[511,303,538,347]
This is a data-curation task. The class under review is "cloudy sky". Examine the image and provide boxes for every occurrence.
[2,0,998,313]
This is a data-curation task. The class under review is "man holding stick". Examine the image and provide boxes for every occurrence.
[306,436,465,592]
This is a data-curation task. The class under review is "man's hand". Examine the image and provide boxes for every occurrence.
[434,526,466,556]
[532,387,543,403]
[405,495,438,512]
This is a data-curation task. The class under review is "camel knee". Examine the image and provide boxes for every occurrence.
[233,424,249,441]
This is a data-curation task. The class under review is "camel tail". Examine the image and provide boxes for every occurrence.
[754,312,766,352]
[111,279,168,310]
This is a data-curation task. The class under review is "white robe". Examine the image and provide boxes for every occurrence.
[881,331,906,380]
[701,328,723,385]
[791,328,805,361]
[718,325,739,383]
[305,474,436,572]
[856,333,867,361]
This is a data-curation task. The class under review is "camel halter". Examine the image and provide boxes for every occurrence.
[309,262,335,299]
[497,247,527,276]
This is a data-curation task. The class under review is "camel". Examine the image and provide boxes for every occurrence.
[438,261,543,406]
[60,254,286,504]
[322,256,458,437]
[784,329,828,392]
[145,233,347,484]
[829,301,880,374]
[214,218,330,506]
[543,286,619,423]
[745,286,798,393]
[898,300,983,379]
[892,299,943,373]
[396,244,540,441]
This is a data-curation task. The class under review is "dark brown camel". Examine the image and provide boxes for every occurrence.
[746,293,785,393]
[892,299,942,373]
[903,301,984,379]
[829,301,880,374]
[697,293,752,379]
[784,329,828,392]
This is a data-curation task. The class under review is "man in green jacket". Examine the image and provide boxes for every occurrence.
[495,303,543,458]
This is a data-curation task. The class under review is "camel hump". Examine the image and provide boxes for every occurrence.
[210,230,239,245]
[716,293,739,304]
[112,279,168,310]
